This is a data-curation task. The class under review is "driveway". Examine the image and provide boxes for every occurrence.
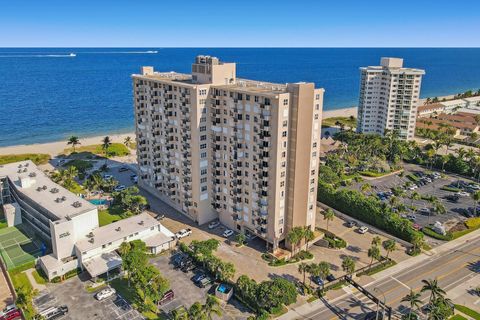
[33,275,143,320]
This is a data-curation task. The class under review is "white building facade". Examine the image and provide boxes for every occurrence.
[357,57,425,140]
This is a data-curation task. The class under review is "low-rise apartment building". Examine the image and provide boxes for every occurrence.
[0,161,175,280]
[416,111,480,137]
[357,57,425,140]
[133,56,323,251]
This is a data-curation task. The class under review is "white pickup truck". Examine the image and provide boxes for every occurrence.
[175,228,192,239]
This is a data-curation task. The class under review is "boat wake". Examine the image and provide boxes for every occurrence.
[0,53,76,58]
[79,50,159,54]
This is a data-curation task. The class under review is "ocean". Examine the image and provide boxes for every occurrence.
[1,48,480,147]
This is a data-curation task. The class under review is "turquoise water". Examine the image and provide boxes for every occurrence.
[217,284,229,293]
[1,48,480,146]
[89,199,108,206]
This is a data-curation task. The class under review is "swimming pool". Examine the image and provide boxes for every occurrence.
[217,284,230,293]
[89,199,108,206]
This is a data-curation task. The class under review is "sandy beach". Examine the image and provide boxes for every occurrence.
[0,107,357,157]
[0,132,135,157]
[322,106,357,119]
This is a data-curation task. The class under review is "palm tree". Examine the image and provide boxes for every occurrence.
[382,240,396,259]
[472,191,480,216]
[124,136,133,149]
[298,262,309,287]
[401,290,422,319]
[410,191,421,207]
[102,136,112,164]
[371,236,381,247]
[171,308,189,320]
[317,261,330,289]
[303,227,315,249]
[367,245,381,269]
[67,136,81,153]
[421,278,446,317]
[323,209,335,231]
[203,295,222,320]
[341,256,355,276]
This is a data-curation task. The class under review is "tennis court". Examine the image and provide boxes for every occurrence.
[0,225,43,270]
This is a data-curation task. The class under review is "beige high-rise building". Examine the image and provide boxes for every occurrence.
[357,57,425,140]
[133,56,323,251]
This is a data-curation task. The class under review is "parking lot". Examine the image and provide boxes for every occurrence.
[347,163,476,233]
[33,275,143,320]
[150,253,253,319]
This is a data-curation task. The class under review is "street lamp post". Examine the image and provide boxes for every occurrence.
[374,287,386,320]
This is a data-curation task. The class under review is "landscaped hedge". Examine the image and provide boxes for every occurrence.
[317,228,347,249]
[422,227,453,241]
[466,217,480,229]
[317,181,423,243]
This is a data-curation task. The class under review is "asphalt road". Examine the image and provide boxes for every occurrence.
[282,236,480,320]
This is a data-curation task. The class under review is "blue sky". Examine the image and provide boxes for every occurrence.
[1,0,479,47]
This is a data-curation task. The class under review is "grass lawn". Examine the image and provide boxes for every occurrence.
[322,116,357,129]
[455,304,480,320]
[32,269,47,285]
[64,143,130,157]
[0,154,50,165]
[63,159,93,172]
[9,271,32,291]
[98,205,126,226]
[450,315,468,320]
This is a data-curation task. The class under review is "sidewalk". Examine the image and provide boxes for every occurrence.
[372,227,480,280]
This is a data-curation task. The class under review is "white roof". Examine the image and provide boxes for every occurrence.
[75,213,161,252]
[440,99,467,107]
[0,161,96,221]
[464,96,480,103]
[83,251,122,277]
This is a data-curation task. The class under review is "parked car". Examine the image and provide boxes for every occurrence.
[311,276,324,286]
[36,306,69,320]
[412,224,421,230]
[0,305,16,317]
[358,226,369,234]
[158,290,175,306]
[197,276,213,288]
[444,194,459,203]
[456,191,470,197]
[418,207,431,215]
[175,228,192,239]
[181,260,196,273]
[103,174,113,180]
[347,220,357,228]
[172,253,188,268]
[407,214,416,222]
[192,272,206,284]
[113,185,126,192]
[118,167,129,172]
[0,309,21,320]
[208,221,220,229]
[326,274,336,282]
[95,287,116,301]
[223,229,234,237]
[364,311,383,320]
[57,159,67,166]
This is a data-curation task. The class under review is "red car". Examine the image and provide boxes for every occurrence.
[0,309,22,320]
[412,223,421,230]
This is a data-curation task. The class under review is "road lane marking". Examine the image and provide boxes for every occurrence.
[390,276,411,290]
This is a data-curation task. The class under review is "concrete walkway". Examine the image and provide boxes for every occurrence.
[25,269,46,292]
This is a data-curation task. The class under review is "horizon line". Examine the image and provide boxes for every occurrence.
[1,46,480,49]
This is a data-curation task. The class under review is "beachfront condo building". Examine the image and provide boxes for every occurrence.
[133,56,323,251]
[356,57,425,140]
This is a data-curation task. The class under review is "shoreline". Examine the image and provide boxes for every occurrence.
[0,132,136,157]
[0,106,358,156]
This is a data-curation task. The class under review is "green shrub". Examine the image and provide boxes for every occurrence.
[422,227,453,241]
[441,186,461,192]
[359,171,389,177]
[317,181,423,243]
[32,269,47,284]
[466,217,480,229]
[356,259,396,277]
[406,174,420,182]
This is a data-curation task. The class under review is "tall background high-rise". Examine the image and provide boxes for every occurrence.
[356,57,425,140]
[133,56,323,251]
